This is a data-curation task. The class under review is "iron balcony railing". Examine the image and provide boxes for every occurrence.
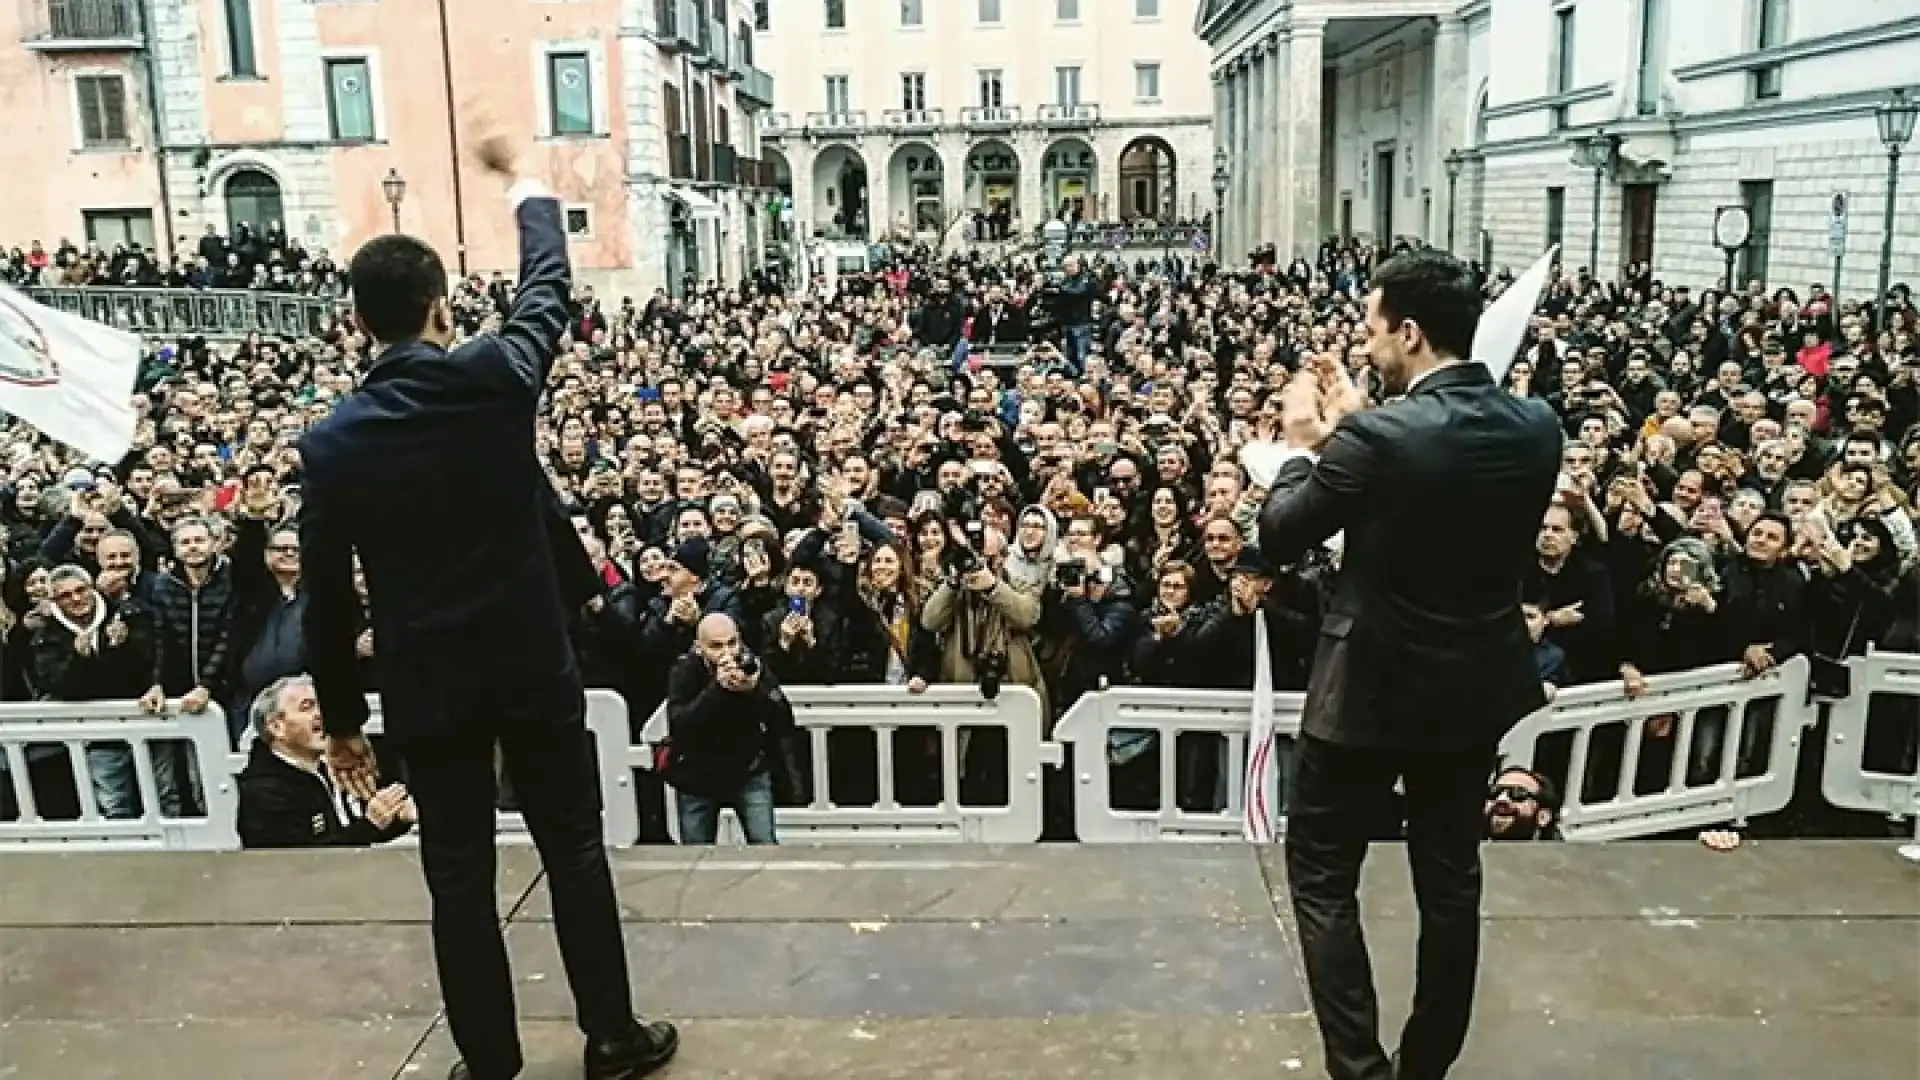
[25,0,143,47]
[1036,103,1100,127]
[805,110,866,133]
[958,105,1020,129]
[736,65,775,107]
[881,108,943,132]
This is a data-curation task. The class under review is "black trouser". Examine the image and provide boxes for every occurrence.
[1286,735,1494,1080]
[401,707,634,1079]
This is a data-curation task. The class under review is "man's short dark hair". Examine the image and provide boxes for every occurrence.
[348,235,447,344]
[1370,249,1482,361]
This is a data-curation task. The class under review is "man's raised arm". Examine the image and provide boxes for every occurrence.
[475,131,570,403]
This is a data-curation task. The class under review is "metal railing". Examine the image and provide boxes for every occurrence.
[23,286,343,340]
[737,65,774,107]
[958,105,1020,129]
[26,0,143,44]
[653,0,701,49]
[1036,103,1100,127]
[1029,223,1213,251]
[697,17,729,71]
[882,108,944,132]
[806,110,867,133]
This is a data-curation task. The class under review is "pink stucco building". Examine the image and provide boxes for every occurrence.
[1,0,778,297]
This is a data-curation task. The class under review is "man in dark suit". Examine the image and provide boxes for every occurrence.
[1258,249,1562,1080]
[299,129,677,1080]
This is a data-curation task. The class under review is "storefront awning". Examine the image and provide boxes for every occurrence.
[668,186,721,221]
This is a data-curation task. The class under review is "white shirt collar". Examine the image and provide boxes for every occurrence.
[1406,360,1467,393]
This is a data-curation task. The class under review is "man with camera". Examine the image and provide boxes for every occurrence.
[662,613,796,844]
[1041,254,1097,377]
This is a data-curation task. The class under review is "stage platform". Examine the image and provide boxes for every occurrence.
[2,841,1915,1079]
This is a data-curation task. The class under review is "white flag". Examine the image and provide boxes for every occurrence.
[1471,244,1559,385]
[1243,608,1279,843]
[0,284,141,463]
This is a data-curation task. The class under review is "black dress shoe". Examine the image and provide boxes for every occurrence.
[587,1019,680,1080]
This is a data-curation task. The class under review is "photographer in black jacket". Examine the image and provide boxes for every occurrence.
[662,613,797,844]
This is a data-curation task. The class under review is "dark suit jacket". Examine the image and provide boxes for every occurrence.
[1258,363,1563,750]
[301,195,580,742]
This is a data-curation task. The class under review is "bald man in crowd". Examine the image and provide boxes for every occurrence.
[660,614,797,844]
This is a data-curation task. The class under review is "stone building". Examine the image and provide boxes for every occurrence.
[751,0,1216,246]
[1,0,781,298]
[1198,0,1920,295]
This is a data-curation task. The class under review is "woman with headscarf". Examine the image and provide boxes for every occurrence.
[1003,505,1058,593]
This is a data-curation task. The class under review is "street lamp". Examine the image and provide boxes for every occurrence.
[1712,204,1751,296]
[1443,150,1465,251]
[1211,146,1230,262]
[381,168,407,234]
[1873,87,1916,334]
[1569,131,1620,277]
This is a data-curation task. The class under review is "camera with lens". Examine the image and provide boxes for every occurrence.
[733,652,761,680]
[1053,563,1085,590]
[943,485,979,523]
[974,651,1009,701]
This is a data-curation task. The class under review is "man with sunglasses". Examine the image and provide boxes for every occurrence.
[1485,767,1562,841]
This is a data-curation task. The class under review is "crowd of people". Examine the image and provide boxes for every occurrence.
[0,230,1915,845]
[2,221,349,298]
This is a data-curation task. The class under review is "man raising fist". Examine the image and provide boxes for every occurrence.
[299,117,678,1079]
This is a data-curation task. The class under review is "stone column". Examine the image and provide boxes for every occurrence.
[1266,32,1288,250]
[1222,65,1240,257]
[1234,59,1252,260]
[1244,39,1259,245]
[1432,14,1469,253]
[1286,18,1325,261]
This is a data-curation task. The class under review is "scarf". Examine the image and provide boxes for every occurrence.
[50,594,106,653]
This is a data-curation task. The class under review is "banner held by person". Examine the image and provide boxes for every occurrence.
[0,283,141,463]
[1471,244,1559,384]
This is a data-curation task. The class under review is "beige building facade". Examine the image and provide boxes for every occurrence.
[1,0,782,298]
[751,0,1216,246]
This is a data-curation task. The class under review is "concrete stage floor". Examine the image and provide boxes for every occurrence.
[1,841,1915,1080]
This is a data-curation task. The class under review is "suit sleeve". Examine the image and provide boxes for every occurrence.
[490,193,572,406]
[299,477,368,738]
[1258,419,1377,564]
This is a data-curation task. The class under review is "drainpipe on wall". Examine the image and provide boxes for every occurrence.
[435,0,469,275]
[139,0,177,260]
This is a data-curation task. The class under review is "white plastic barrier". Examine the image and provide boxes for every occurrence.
[1051,687,1304,843]
[1821,651,1920,839]
[1054,660,1814,844]
[223,690,641,850]
[1499,658,1812,841]
[637,685,1059,843]
[2,690,636,853]
[0,701,240,852]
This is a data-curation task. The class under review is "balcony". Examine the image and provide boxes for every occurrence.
[23,0,144,50]
[668,133,693,180]
[881,108,943,134]
[653,0,701,51]
[712,143,738,185]
[959,105,1020,131]
[758,112,792,138]
[1036,103,1100,128]
[696,17,729,72]
[805,110,867,134]
[735,62,774,108]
